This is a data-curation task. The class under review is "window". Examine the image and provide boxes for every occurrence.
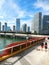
[21,44,26,49]
[13,46,20,52]
[31,41,33,45]
[27,42,30,46]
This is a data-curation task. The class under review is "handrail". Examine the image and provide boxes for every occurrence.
[0,38,45,53]
[0,42,26,52]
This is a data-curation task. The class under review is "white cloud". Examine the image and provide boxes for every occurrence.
[0,0,5,9]
[7,0,33,19]
[28,14,33,18]
[0,0,33,30]
[0,16,4,19]
[0,0,33,20]
[6,0,26,18]
[0,0,7,20]
[0,0,27,20]
[34,0,49,12]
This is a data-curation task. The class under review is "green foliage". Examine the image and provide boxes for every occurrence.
[34,31,37,34]
[47,25,49,29]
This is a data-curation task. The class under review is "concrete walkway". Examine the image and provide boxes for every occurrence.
[0,38,49,65]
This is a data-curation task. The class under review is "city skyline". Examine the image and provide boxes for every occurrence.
[0,20,30,32]
[0,12,49,33]
[0,0,49,29]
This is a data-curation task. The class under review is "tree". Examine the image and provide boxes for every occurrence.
[34,31,37,35]
[48,25,49,29]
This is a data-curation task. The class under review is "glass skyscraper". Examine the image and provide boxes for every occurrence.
[7,26,11,31]
[16,19,20,32]
[27,26,30,32]
[13,25,15,31]
[2,25,4,31]
[43,15,49,34]
[4,22,7,31]
[22,24,27,32]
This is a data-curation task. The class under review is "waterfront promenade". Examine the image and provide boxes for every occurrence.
[0,38,49,65]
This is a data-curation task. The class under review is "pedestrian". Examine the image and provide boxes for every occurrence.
[45,42,47,49]
[41,42,44,48]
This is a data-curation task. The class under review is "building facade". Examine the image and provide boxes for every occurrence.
[27,26,30,32]
[13,25,15,31]
[4,22,7,31]
[22,24,27,32]
[31,19,34,33]
[33,12,42,34]
[7,26,11,31]
[43,15,49,34]
[16,19,20,32]
[2,25,4,31]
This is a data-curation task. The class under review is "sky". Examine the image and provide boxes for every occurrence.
[0,0,49,29]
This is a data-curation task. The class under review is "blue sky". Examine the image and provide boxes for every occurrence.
[0,0,49,29]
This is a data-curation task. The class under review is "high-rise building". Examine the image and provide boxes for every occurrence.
[22,24,27,32]
[16,19,20,32]
[27,26,30,32]
[32,12,42,34]
[7,26,11,31]
[43,15,49,34]
[2,25,4,31]
[31,20,34,33]
[4,22,7,31]
[0,22,1,32]
[13,25,15,31]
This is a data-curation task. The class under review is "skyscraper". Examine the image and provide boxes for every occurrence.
[43,15,49,34]
[4,22,7,31]
[2,25,4,31]
[13,25,15,31]
[7,26,11,31]
[16,19,20,32]
[27,26,30,32]
[31,19,34,33]
[22,24,27,32]
[32,12,42,34]
[0,22,1,32]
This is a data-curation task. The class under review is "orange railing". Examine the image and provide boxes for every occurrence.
[0,37,45,61]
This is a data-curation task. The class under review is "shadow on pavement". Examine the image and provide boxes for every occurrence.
[10,44,40,65]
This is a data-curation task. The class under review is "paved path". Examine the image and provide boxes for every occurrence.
[0,38,49,65]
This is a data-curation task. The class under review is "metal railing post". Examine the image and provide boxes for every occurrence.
[11,47,13,54]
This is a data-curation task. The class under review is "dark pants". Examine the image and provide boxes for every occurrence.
[45,45,47,49]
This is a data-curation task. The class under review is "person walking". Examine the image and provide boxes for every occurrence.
[45,42,47,49]
[41,42,44,49]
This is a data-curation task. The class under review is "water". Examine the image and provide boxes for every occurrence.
[0,36,26,50]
